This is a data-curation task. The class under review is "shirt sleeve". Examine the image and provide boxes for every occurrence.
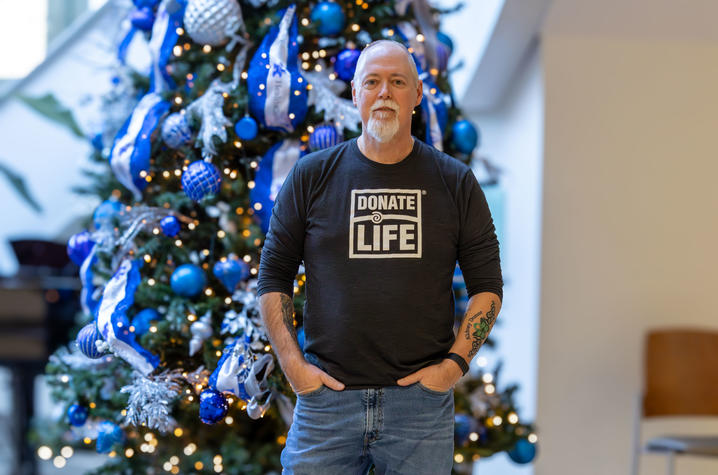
[256,161,307,298]
[456,169,503,301]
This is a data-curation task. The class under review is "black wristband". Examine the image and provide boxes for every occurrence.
[445,352,469,376]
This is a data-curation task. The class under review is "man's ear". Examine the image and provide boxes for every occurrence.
[415,79,423,107]
[351,81,357,106]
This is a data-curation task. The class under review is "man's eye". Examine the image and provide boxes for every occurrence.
[393,79,405,86]
[365,79,377,86]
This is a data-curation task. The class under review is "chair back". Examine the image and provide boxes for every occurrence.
[643,328,718,417]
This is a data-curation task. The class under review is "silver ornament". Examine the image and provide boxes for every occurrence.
[184,0,244,46]
[161,112,193,149]
[189,312,213,356]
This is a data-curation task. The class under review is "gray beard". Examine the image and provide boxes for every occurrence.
[366,116,400,143]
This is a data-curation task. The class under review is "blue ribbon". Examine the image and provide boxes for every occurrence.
[148,0,185,93]
[79,245,100,317]
[96,259,159,375]
[109,92,170,200]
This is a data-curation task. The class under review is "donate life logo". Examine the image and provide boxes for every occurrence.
[348,189,423,258]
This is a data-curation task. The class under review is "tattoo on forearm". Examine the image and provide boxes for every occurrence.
[467,300,497,359]
[280,294,297,341]
[464,311,483,339]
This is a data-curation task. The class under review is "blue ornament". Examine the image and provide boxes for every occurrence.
[311,2,345,37]
[452,120,480,155]
[437,31,454,55]
[130,7,155,31]
[297,326,305,351]
[234,116,258,140]
[309,125,342,151]
[77,323,104,359]
[91,133,104,151]
[213,258,249,292]
[507,439,537,464]
[132,308,161,336]
[181,160,222,202]
[93,200,124,230]
[454,413,473,446]
[199,388,228,424]
[96,421,124,454]
[161,113,193,149]
[333,48,360,82]
[170,264,206,297]
[160,215,181,237]
[247,6,308,132]
[250,140,306,234]
[133,0,159,8]
[67,404,88,427]
[67,231,94,266]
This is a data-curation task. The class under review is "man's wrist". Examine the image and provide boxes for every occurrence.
[444,352,469,376]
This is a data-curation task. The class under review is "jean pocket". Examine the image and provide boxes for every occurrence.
[416,382,452,396]
[297,384,327,397]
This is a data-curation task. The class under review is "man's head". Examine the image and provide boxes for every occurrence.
[351,40,423,144]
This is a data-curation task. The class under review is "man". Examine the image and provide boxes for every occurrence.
[257,39,502,474]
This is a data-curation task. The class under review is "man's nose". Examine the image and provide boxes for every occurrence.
[377,80,392,98]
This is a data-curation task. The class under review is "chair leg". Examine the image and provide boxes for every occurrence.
[630,393,643,475]
[666,452,675,475]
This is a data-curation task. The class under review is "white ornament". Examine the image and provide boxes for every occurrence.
[184,0,244,46]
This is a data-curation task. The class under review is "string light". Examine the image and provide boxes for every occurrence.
[217,63,226,72]
[203,45,212,53]
[302,62,310,70]
[174,97,182,105]
[416,34,425,42]
[301,18,309,26]
[175,27,184,35]
[454,454,464,463]
[217,230,226,238]
[148,278,156,286]
[351,24,360,32]
[173,46,182,57]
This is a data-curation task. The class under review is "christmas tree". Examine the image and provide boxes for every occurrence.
[32,0,537,473]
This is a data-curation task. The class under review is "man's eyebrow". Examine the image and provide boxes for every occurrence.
[362,72,410,79]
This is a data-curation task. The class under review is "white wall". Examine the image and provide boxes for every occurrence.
[466,42,544,475]
[0,2,129,276]
[538,25,718,475]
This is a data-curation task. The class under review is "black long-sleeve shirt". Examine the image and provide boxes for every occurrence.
[257,137,502,388]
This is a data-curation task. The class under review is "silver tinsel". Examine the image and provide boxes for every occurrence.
[222,280,266,351]
[120,370,184,433]
[304,70,362,132]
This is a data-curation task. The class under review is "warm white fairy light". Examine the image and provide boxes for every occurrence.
[188,222,196,230]
[492,415,502,426]
[203,45,212,53]
[217,63,225,72]
[476,356,488,367]
[301,62,310,70]
[469,432,479,441]
[319,49,326,57]
[163,462,173,471]
[484,383,495,394]
[217,230,226,238]
[175,27,184,35]
[60,375,69,383]
[253,203,262,211]
[351,24,360,32]
[229,170,238,179]
[314,64,322,72]
[482,373,493,383]
[184,443,197,456]
[38,446,52,460]
[174,169,182,176]
[416,33,425,42]
[175,239,183,247]
[243,255,251,262]
[174,97,182,105]
[53,456,66,468]
[214,465,223,473]
[150,325,157,333]
[125,448,134,457]
[173,46,182,56]
[148,278,156,286]
[508,412,519,424]
[301,18,309,26]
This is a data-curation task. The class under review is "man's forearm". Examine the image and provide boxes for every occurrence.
[258,292,305,377]
[448,291,502,371]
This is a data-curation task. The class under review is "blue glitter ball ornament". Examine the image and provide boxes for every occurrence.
[93,200,124,229]
[199,388,228,424]
[161,113,193,149]
[132,308,161,336]
[77,323,104,359]
[67,404,88,427]
[160,215,181,237]
[310,1,345,36]
[67,230,94,266]
[452,120,480,155]
[454,413,478,446]
[171,264,206,297]
[130,7,155,31]
[309,125,342,151]
[333,48,360,82]
[213,258,249,292]
[181,160,222,202]
[507,438,537,464]
[437,31,454,55]
[234,116,258,140]
[96,421,124,454]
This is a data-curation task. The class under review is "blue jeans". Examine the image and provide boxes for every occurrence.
[281,383,455,474]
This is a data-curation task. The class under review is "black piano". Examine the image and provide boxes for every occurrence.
[0,239,80,475]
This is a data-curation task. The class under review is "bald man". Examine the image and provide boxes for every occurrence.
[258,40,503,474]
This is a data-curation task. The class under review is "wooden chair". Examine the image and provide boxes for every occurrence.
[631,328,718,475]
